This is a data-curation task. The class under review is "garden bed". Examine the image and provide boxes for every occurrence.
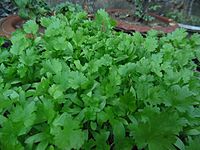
[0,3,200,149]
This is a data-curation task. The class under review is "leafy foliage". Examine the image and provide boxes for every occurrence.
[13,0,51,19]
[0,4,200,150]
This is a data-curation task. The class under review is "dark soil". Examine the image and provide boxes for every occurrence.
[1,40,12,48]
[193,59,200,72]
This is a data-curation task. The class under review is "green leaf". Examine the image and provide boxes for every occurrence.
[53,37,73,52]
[48,84,64,100]
[111,119,126,149]
[119,92,137,112]
[164,69,181,85]
[186,137,200,150]
[10,31,31,55]
[166,85,195,112]
[51,113,87,150]
[0,115,7,125]
[36,97,56,123]
[36,141,48,150]
[132,109,182,150]
[143,37,158,52]
[14,0,29,7]
[23,20,39,34]
[174,137,185,150]
[19,48,38,66]
[118,63,136,77]
[90,121,97,130]
[180,68,193,83]
[0,37,4,46]
[68,71,88,89]
[95,9,115,31]
[94,130,110,150]
[112,120,125,140]
[185,128,200,136]
[10,101,36,128]
[42,59,63,74]
[65,26,74,39]
[25,132,48,145]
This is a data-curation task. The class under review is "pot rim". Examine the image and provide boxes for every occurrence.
[105,8,179,33]
[0,15,24,38]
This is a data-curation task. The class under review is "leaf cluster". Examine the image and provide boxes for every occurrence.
[13,0,51,19]
[0,5,200,150]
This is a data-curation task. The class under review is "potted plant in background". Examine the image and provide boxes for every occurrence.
[0,0,50,38]
[13,0,51,19]
[105,0,178,33]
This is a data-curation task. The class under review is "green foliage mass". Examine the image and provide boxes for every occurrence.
[0,6,200,150]
[13,0,50,19]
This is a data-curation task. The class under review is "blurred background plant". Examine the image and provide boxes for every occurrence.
[12,0,51,19]
[0,0,199,26]
[164,0,200,25]
[133,0,160,22]
[54,1,82,14]
[0,0,17,18]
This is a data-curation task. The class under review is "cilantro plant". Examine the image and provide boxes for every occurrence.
[13,0,51,19]
[0,4,200,150]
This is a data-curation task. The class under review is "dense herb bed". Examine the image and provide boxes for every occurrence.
[0,7,200,150]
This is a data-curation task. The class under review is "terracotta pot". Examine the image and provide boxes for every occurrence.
[0,15,25,38]
[106,8,179,33]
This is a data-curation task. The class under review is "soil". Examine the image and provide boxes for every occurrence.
[107,9,168,27]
